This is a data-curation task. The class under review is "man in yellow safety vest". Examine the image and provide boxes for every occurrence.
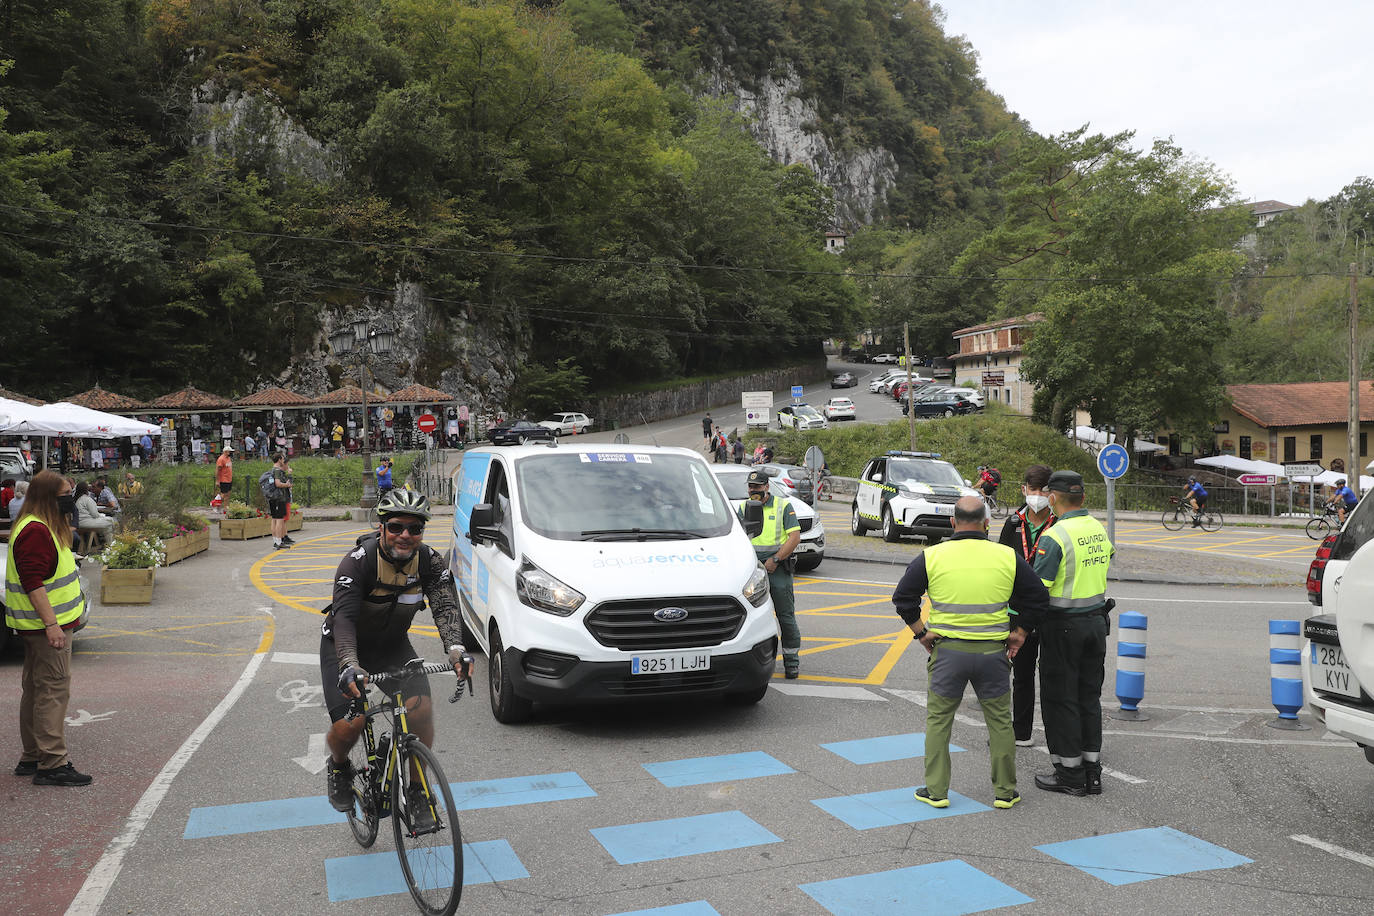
[893,495,1050,809]
[739,469,802,678]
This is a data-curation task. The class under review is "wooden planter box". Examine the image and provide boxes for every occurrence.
[163,528,210,564]
[219,515,273,540]
[286,510,303,532]
[101,566,155,605]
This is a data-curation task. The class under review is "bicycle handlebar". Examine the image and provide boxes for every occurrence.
[344,658,474,719]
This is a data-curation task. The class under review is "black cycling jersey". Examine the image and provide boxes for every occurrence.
[323,532,464,673]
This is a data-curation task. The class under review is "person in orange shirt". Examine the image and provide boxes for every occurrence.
[215,444,234,507]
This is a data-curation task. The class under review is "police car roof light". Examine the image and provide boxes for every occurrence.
[886,450,940,459]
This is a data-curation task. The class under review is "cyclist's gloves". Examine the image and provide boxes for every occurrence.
[338,664,369,693]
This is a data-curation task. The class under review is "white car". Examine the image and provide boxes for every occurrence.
[537,412,594,436]
[869,371,904,393]
[712,466,824,571]
[823,397,856,421]
[871,353,899,364]
[777,404,828,430]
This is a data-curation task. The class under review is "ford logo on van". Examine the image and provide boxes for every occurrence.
[654,607,689,622]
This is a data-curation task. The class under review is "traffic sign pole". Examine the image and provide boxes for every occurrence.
[1096,443,1130,545]
[1106,477,1115,544]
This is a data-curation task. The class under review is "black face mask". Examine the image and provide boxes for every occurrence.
[59,495,76,515]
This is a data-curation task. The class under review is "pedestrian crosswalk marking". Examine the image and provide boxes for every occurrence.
[812,787,990,830]
[324,839,527,902]
[1036,826,1251,885]
[801,860,1032,915]
[821,732,964,764]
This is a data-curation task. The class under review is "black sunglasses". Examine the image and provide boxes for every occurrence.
[384,521,425,536]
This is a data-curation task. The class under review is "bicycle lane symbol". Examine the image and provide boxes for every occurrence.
[276,679,323,713]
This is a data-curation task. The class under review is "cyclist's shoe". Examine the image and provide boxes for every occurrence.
[405,785,439,833]
[1191,519,1201,528]
[325,758,354,812]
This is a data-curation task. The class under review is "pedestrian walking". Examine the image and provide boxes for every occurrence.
[215,444,234,508]
[997,464,1056,747]
[702,413,714,451]
[1032,470,1114,797]
[893,496,1049,809]
[732,437,745,464]
[738,470,803,677]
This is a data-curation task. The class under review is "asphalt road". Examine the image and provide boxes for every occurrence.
[4,515,1373,916]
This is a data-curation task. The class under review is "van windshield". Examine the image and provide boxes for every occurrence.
[515,452,736,541]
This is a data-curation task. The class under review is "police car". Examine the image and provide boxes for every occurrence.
[850,451,982,543]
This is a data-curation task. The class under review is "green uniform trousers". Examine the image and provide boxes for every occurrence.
[923,638,1016,799]
[767,565,800,657]
[1038,612,1107,767]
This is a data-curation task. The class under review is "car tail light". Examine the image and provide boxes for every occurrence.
[781,477,794,487]
[1306,533,1338,605]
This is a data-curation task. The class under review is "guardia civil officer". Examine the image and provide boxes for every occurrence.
[738,469,803,678]
[892,496,1050,809]
[1031,470,1114,796]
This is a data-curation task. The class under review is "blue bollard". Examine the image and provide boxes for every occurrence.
[1109,610,1150,721]
[1267,619,1311,730]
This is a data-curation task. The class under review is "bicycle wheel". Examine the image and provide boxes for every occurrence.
[989,496,1008,519]
[392,741,463,916]
[1306,516,1333,540]
[1161,507,1186,531]
[347,732,379,848]
[1200,511,1223,532]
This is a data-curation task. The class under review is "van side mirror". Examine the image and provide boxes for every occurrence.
[468,503,498,543]
[742,500,764,538]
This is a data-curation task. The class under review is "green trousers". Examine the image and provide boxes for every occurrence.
[765,564,800,656]
[923,639,1016,799]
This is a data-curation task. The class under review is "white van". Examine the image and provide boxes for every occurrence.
[450,442,779,722]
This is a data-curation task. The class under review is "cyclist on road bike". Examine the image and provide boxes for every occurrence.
[1327,478,1359,524]
[977,466,1001,499]
[1182,476,1208,526]
[320,489,473,820]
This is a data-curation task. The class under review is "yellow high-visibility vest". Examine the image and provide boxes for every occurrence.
[1039,513,1111,612]
[5,516,88,631]
[924,538,1017,640]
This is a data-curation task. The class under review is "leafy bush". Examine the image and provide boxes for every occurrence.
[98,532,165,569]
[222,499,262,519]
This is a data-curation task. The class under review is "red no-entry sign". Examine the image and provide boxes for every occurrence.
[416,413,438,433]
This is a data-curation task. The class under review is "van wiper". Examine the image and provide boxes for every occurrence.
[580,528,706,541]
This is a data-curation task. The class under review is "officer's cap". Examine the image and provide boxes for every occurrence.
[746,470,769,487]
[1046,470,1085,494]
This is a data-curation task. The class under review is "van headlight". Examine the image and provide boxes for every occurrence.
[517,558,585,616]
[743,565,770,607]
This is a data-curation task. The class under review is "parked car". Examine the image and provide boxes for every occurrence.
[871,353,900,364]
[869,371,904,393]
[754,462,816,506]
[823,397,856,421]
[712,466,824,571]
[830,372,857,388]
[538,412,594,435]
[902,391,979,418]
[951,387,986,408]
[777,404,828,431]
[488,419,557,446]
[0,446,33,481]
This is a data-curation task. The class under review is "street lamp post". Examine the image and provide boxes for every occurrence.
[329,319,394,509]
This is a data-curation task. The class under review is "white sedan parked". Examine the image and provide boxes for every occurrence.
[537,412,594,435]
[823,397,856,421]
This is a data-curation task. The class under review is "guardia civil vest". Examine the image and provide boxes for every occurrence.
[923,537,1017,640]
[747,495,798,552]
[5,515,89,631]
[1038,511,1111,612]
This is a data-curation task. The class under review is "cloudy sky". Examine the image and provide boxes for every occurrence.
[936,1,1374,206]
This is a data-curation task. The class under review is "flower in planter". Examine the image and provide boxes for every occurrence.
[98,531,166,570]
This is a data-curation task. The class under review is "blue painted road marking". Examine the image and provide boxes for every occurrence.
[1036,826,1252,885]
[184,795,342,838]
[591,811,781,865]
[451,771,597,810]
[812,787,990,830]
[606,903,721,916]
[185,771,594,838]
[325,839,528,902]
[821,733,964,765]
[801,860,1033,916]
[644,751,794,787]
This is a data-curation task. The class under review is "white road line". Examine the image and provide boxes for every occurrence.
[66,610,275,916]
[270,651,320,665]
[1121,597,1310,605]
[1290,834,1374,869]
[1026,744,1147,784]
[801,574,900,587]
[1102,728,1337,748]
[770,683,886,701]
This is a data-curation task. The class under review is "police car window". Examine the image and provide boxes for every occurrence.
[886,458,963,488]
[515,453,734,541]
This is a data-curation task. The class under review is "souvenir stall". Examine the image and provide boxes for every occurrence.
[234,387,313,457]
[385,384,459,450]
[318,385,384,454]
[0,397,161,472]
[66,386,144,468]
[143,387,235,464]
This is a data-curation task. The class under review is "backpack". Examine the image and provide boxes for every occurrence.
[988,467,1002,485]
[259,469,279,500]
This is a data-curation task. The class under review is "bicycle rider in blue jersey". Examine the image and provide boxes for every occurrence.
[1328,478,1360,524]
[1182,476,1208,526]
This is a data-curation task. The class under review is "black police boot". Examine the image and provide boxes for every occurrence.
[1035,764,1087,797]
[1085,762,1102,795]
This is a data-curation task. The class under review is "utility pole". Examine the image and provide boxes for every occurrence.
[904,322,915,451]
[1351,262,1361,497]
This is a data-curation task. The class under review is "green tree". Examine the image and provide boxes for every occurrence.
[509,357,588,418]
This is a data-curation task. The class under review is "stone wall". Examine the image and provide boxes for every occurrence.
[589,361,829,431]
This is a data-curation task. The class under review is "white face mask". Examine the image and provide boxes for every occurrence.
[1025,493,1050,512]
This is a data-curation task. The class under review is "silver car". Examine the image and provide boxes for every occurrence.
[712,466,824,571]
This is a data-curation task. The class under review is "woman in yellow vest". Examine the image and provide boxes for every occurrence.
[5,470,92,786]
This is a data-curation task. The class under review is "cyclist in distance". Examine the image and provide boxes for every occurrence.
[1328,478,1359,524]
[1182,476,1208,525]
[977,466,1001,499]
[320,489,473,815]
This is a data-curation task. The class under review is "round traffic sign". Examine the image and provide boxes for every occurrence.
[415,413,438,433]
[1097,443,1130,480]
